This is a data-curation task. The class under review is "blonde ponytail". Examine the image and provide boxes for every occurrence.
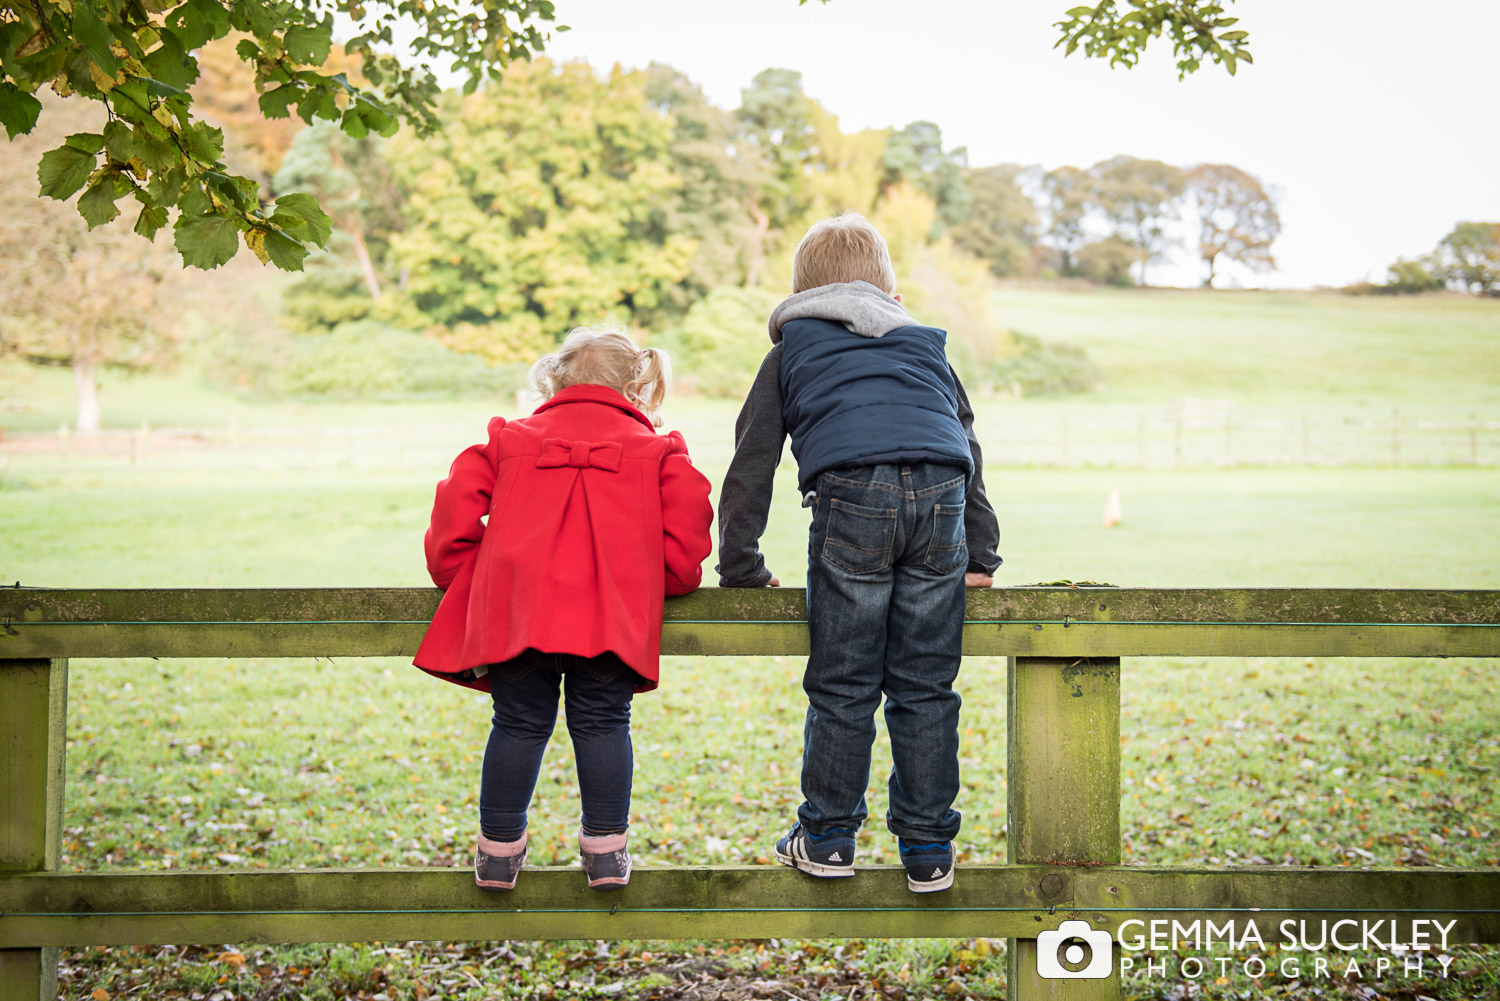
[623,347,671,427]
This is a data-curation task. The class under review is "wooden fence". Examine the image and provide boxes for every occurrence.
[3,587,1499,1000]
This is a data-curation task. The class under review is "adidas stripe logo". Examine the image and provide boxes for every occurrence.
[829,852,843,862]
[932,867,944,877]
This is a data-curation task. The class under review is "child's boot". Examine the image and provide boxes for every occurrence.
[774,823,856,877]
[578,831,632,890]
[898,838,955,893]
[474,831,527,891]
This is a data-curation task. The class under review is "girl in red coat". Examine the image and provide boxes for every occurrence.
[415,327,713,892]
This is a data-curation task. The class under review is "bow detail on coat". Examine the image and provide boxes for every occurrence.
[535,438,623,472]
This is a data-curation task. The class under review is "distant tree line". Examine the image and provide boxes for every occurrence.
[955,156,1279,288]
[1375,223,1500,296]
[224,56,1282,353]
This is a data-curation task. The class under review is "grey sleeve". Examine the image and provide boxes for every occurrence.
[715,346,786,588]
[951,368,1002,575]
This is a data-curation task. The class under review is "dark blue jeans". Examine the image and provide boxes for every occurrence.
[799,462,967,844]
[479,649,638,841]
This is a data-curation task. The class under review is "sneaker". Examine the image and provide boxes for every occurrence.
[899,838,955,893]
[474,831,527,891]
[579,831,632,890]
[774,823,856,878]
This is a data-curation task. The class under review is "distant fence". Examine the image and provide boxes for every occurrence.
[985,406,1500,468]
[3,407,1500,469]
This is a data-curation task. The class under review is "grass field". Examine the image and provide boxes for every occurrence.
[4,287,1500,999]
[992,287,1500,411]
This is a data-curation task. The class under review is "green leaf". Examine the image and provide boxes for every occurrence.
[179,122,225,165]
[148,166,189,207]
[134,203,169,240]
[340,104,369,139]
[1065,5,1096,16]
[205,170,258,210]
[283,21,333,65]
[1220,30,1249,41]
[165,0,231,50]
[131,124,179,172]
[235,38,260,60]
[268,191,332,247]
[258,84,301,119]
[356,98,397,138]
[177,180,211,215]
[103,120,137,162]
[263,227,309,271]
[106,77,153,121]
[142,28,198,90]
[73,4,121,74]
[144,76,190,100]
[174,210,240,269]
[296,86,339,124]
[64,131,107,155]
[78,175,124,229]
[0,81,43,139]
[37,142,98,199]
[228,0,278,38]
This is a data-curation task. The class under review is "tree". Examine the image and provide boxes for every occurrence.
[381,59,695,363]
[643,63,763,304]
[0,94,173,431]
[881,120,971,232]
[1185,162,1279,287]
[0,0,564,271]
[801,101,888,220]
[1093,155,1184,285]
[1435,222,1500,294]
[1384,257,1445,294]
[1075,234,1140,286]
[1041,165,1095,276]
[736,68,817,287]
[951,164,1039,278]
[274,120,404,313]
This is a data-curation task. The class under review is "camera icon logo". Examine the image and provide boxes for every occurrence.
[1036,919,1113,979]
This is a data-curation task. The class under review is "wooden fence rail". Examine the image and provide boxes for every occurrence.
[3,586,1499,1001]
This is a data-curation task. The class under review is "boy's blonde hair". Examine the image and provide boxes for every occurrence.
[791,212,897,294]
[529,326,672,426]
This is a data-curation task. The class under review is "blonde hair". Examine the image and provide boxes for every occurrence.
[791,211,898,294]
[529,326,672,426]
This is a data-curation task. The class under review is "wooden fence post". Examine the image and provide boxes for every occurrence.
[1006,656,1121,1001]
[1,658,69,1001]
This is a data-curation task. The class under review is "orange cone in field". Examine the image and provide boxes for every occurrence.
[1102,486,1122,527]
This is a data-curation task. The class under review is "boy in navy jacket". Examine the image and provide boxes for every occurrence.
[717,212,1001,892]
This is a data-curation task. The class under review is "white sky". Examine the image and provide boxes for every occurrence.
[545,0,1500,289]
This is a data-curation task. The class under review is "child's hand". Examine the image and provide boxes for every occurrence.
[766,576,781,587]
[964,572,994,588]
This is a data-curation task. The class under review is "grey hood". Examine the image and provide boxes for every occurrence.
[767,280,915,344]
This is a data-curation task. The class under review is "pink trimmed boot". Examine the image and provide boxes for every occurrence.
[578,831,631,890]
[474,831,527,891]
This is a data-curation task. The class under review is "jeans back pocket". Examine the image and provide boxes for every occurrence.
[821,497,897,575]
[923,502,968,574]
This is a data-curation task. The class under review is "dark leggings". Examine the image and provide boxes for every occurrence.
[479,649,638,841]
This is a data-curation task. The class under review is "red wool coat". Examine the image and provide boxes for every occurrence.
[414,384,714,692]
